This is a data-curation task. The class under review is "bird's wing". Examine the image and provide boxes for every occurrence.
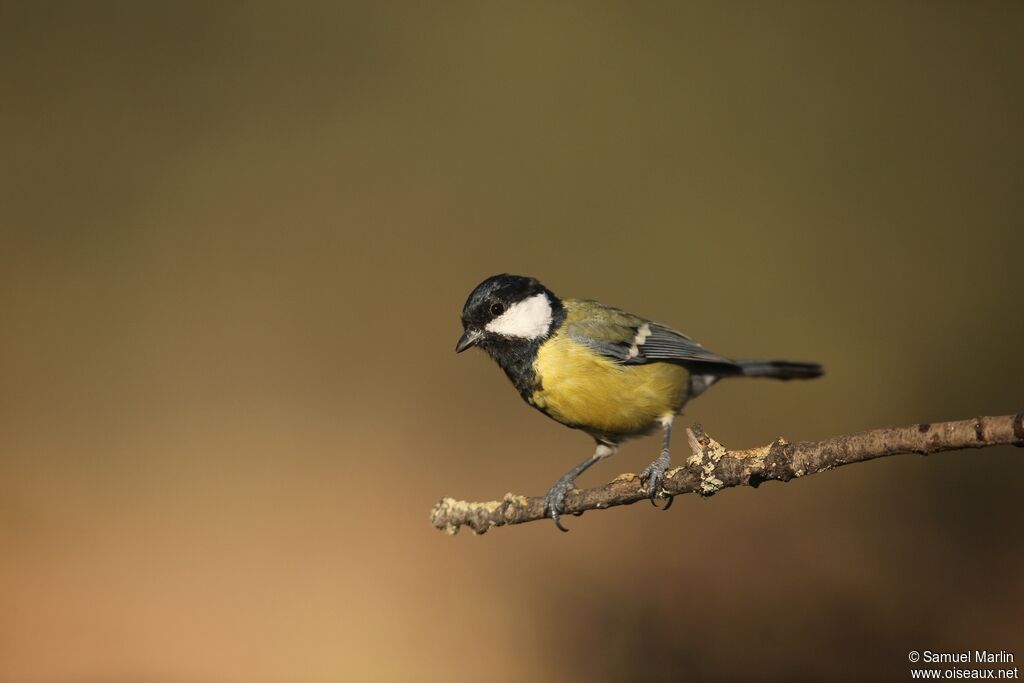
[562,299,739,369]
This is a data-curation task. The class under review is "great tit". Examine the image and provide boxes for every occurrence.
[456,274,823,531]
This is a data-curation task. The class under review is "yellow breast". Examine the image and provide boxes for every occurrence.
[530,333,689,439]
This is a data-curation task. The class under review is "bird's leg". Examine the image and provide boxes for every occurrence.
[543,442,616,532]
[640,415,674,509]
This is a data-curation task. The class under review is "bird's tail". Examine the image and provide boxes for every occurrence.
[735,359,824,380]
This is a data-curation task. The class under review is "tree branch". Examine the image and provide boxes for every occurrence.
[430,414,1024,535]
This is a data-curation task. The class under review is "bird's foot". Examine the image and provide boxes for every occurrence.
[543,475,578,532]
[640,450,673,509]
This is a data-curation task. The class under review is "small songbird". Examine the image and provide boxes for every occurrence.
[456,274,823,531]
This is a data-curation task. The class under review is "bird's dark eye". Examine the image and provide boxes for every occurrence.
[490,302,505,316]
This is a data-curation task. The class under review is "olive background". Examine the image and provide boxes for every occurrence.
[2,2,1022,681]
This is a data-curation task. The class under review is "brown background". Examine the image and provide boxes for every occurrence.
[2,2,1022,681]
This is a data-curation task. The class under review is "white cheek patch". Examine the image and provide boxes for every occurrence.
[485,293,553,339]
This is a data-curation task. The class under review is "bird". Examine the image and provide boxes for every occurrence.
[455,274,823,531]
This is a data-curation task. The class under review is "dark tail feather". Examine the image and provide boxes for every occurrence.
[735,359,824,380]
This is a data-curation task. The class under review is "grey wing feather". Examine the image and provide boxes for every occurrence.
[629,324,738,367]
[564,300,738,370]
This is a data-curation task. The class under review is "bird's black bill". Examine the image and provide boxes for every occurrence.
[455,328,483,353]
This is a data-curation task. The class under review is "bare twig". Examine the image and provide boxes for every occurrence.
[430,414,1024,535]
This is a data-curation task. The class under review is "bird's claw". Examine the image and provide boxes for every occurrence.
[640,450,672,509]
[543,477,575,532]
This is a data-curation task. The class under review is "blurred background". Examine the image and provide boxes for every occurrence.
[2,2,1022,681]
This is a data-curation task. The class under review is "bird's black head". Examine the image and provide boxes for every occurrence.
[455,274,564,354]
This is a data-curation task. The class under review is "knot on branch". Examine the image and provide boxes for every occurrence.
[685,424,728,496]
